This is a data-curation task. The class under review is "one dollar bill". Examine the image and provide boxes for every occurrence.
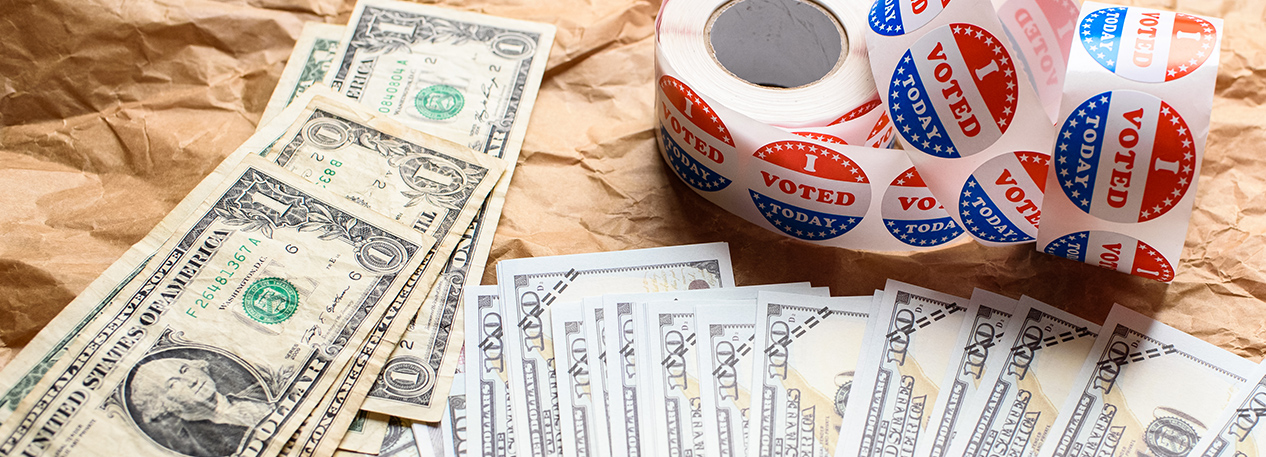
[0,88,338,424]
[260,22,345,127]
[262,89,504,457]
[323,0,556,422]
[0,155,436,457]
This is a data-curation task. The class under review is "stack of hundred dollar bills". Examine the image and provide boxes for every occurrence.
[0,0,555,456]
[446,241,1266,457]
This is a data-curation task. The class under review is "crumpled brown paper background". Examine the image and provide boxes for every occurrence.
[2,0,1264,370]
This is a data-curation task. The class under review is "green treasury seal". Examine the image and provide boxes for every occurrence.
[243,277,300,324]
[413,84,464,120]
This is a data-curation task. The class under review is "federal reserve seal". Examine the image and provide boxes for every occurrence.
[1144,416,1198,457]
[414,84,464,120]
[242,277,300,325]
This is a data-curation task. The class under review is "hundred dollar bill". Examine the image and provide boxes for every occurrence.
[685,286,830,457]
[0,88,341,424]
[261,22,345,127]
[943,296,1099,457]
[1035,305,1255,457]
[643,299,749,457]
[916,290,1018,457]
[835,280,969,457]
[442,362,468,457]
[325,0,556,421]
[697,302,760,457]
[465,285,517,457]
[499,243,735,457]
[605,284,817,457]
[0,155,436,457]
[746,291,875,457]
[334,416,422,457]
[1190,362,1266,457]
[339,412,391,454]
[553,301,605,457]
[262,89,506,457]
[581,297,615,457]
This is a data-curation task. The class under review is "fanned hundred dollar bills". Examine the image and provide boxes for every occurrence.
[499,243,734,457]
[916,290,1019,457]
[0,155,437,457]
[602,284,817,457]
[747,291,875,457]
[1035,304,1256,457]
[319,0,557,422]
[835,280,970,457]
[943,296,1100,457]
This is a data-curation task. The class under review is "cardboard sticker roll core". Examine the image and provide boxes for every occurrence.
[655,0,965,251]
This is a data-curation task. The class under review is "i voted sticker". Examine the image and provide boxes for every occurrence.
[959,151,1049,243]
[658,75,735,166]
[889,23,1019,158]
[749,140,870,240]
[870,0,952,37]
[1079,6,1218,83]
[883,166,963,246]
[659,126,731,192]
[1053,90,1196,223]
[1043,230,1174,282]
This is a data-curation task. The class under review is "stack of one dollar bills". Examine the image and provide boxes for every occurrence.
[0,0,554,456]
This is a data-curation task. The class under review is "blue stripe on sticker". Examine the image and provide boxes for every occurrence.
[1043,231,1090,262]
[750,191,861,241]
[1080,7,1127,74]
[661,126,731,192]
[1053,92,1112,213]
[884,217,963,247]
[959,177,1035,243]
[889,52,959,158]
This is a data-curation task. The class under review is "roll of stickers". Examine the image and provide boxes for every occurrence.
[1036,2,1222,282]
[655,0,968,251]
[656,0,1221,281]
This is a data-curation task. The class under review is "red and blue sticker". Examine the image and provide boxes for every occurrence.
[1079,6,1217,83]
[869,0,951,36]
[749,140,870,241]
[882,166,962,246]
[958,151,1049,243]
[658,75,739,193]
[889,23,1019,158]
[1043,230,1174,282]
[1053,90,1195,223]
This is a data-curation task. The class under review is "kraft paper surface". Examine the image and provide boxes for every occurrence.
[1,0,1264,372]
